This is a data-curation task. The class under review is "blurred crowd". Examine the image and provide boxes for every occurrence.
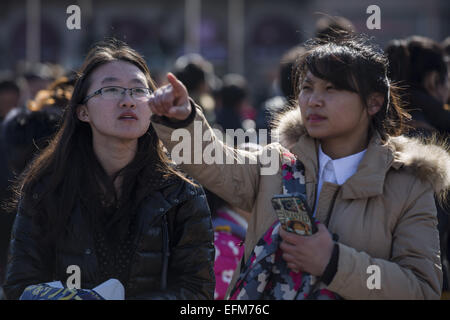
[0,16,449,299]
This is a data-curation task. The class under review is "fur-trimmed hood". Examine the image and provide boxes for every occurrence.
[272,107,450,195]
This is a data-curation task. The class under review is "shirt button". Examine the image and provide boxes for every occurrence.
[174,199,179,204]
[190,191,195,195]
[159,208,164,212]
[32,193,38,200]
[85,248,92,255]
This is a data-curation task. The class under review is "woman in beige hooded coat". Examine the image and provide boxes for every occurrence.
[149,36,449,299]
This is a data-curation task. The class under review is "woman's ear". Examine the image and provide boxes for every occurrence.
[76,105,90,123]
[366,93,384,116]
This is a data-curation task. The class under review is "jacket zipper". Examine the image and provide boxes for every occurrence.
[311,182,319,215]
[161,213,170,291]
[324,186,341,228]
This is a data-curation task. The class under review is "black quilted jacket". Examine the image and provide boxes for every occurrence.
[3,177,215,300]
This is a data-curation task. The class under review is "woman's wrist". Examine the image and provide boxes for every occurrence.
[151,99,197,129]
[321,242,339,285]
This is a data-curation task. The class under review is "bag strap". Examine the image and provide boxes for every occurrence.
[281,152,307,196]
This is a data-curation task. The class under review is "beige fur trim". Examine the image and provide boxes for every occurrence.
[271,107,305,149]
[388,135,450,194]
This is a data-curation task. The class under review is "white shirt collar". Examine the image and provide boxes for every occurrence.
[318,144,367,185]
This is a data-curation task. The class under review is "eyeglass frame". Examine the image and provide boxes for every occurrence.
[82,86,153,104]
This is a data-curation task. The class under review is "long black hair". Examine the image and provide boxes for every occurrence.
[13,39,191,245]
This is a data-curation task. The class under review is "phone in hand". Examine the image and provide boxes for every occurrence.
[271,193,317,235]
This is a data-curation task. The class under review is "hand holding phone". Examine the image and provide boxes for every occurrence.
[271,194,317,235]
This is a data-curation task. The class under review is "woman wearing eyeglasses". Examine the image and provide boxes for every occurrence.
[3,39,215,300]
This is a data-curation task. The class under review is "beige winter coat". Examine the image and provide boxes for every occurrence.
[152,104,450,300]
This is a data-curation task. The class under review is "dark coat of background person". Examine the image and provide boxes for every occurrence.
[0,75,74,286]
[0,108,60,285]
[386,35,450,291]
[0,79,21,283]
[3,173,215,300]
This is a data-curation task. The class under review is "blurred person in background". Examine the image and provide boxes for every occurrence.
[215,73,256,134]
[3,39,214,300]
[256,45,306,133]
[0,79,21,122]
[19,63,65,101]
[386,35,450,296]
[207,189,248,300]
[0,75,74,295]
[0,77,21,286]
[386,36,449,136]
[1,74,76,176]
[0,110,60,292]
[2,109,60,178]
[27,73,76,118]
[173,53,219,125]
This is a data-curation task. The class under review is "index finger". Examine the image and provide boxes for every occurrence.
[167,72,187,95]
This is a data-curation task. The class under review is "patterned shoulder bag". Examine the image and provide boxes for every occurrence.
[228,152,338,300]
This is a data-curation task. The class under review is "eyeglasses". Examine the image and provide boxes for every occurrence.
[83,86,152,104]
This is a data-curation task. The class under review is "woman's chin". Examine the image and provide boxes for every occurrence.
[306,127,329,139]
[116,127,149,140]
[107,131,145,142]
[119,132,145,141]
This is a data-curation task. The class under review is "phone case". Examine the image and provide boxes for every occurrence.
[271,194,316,235]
